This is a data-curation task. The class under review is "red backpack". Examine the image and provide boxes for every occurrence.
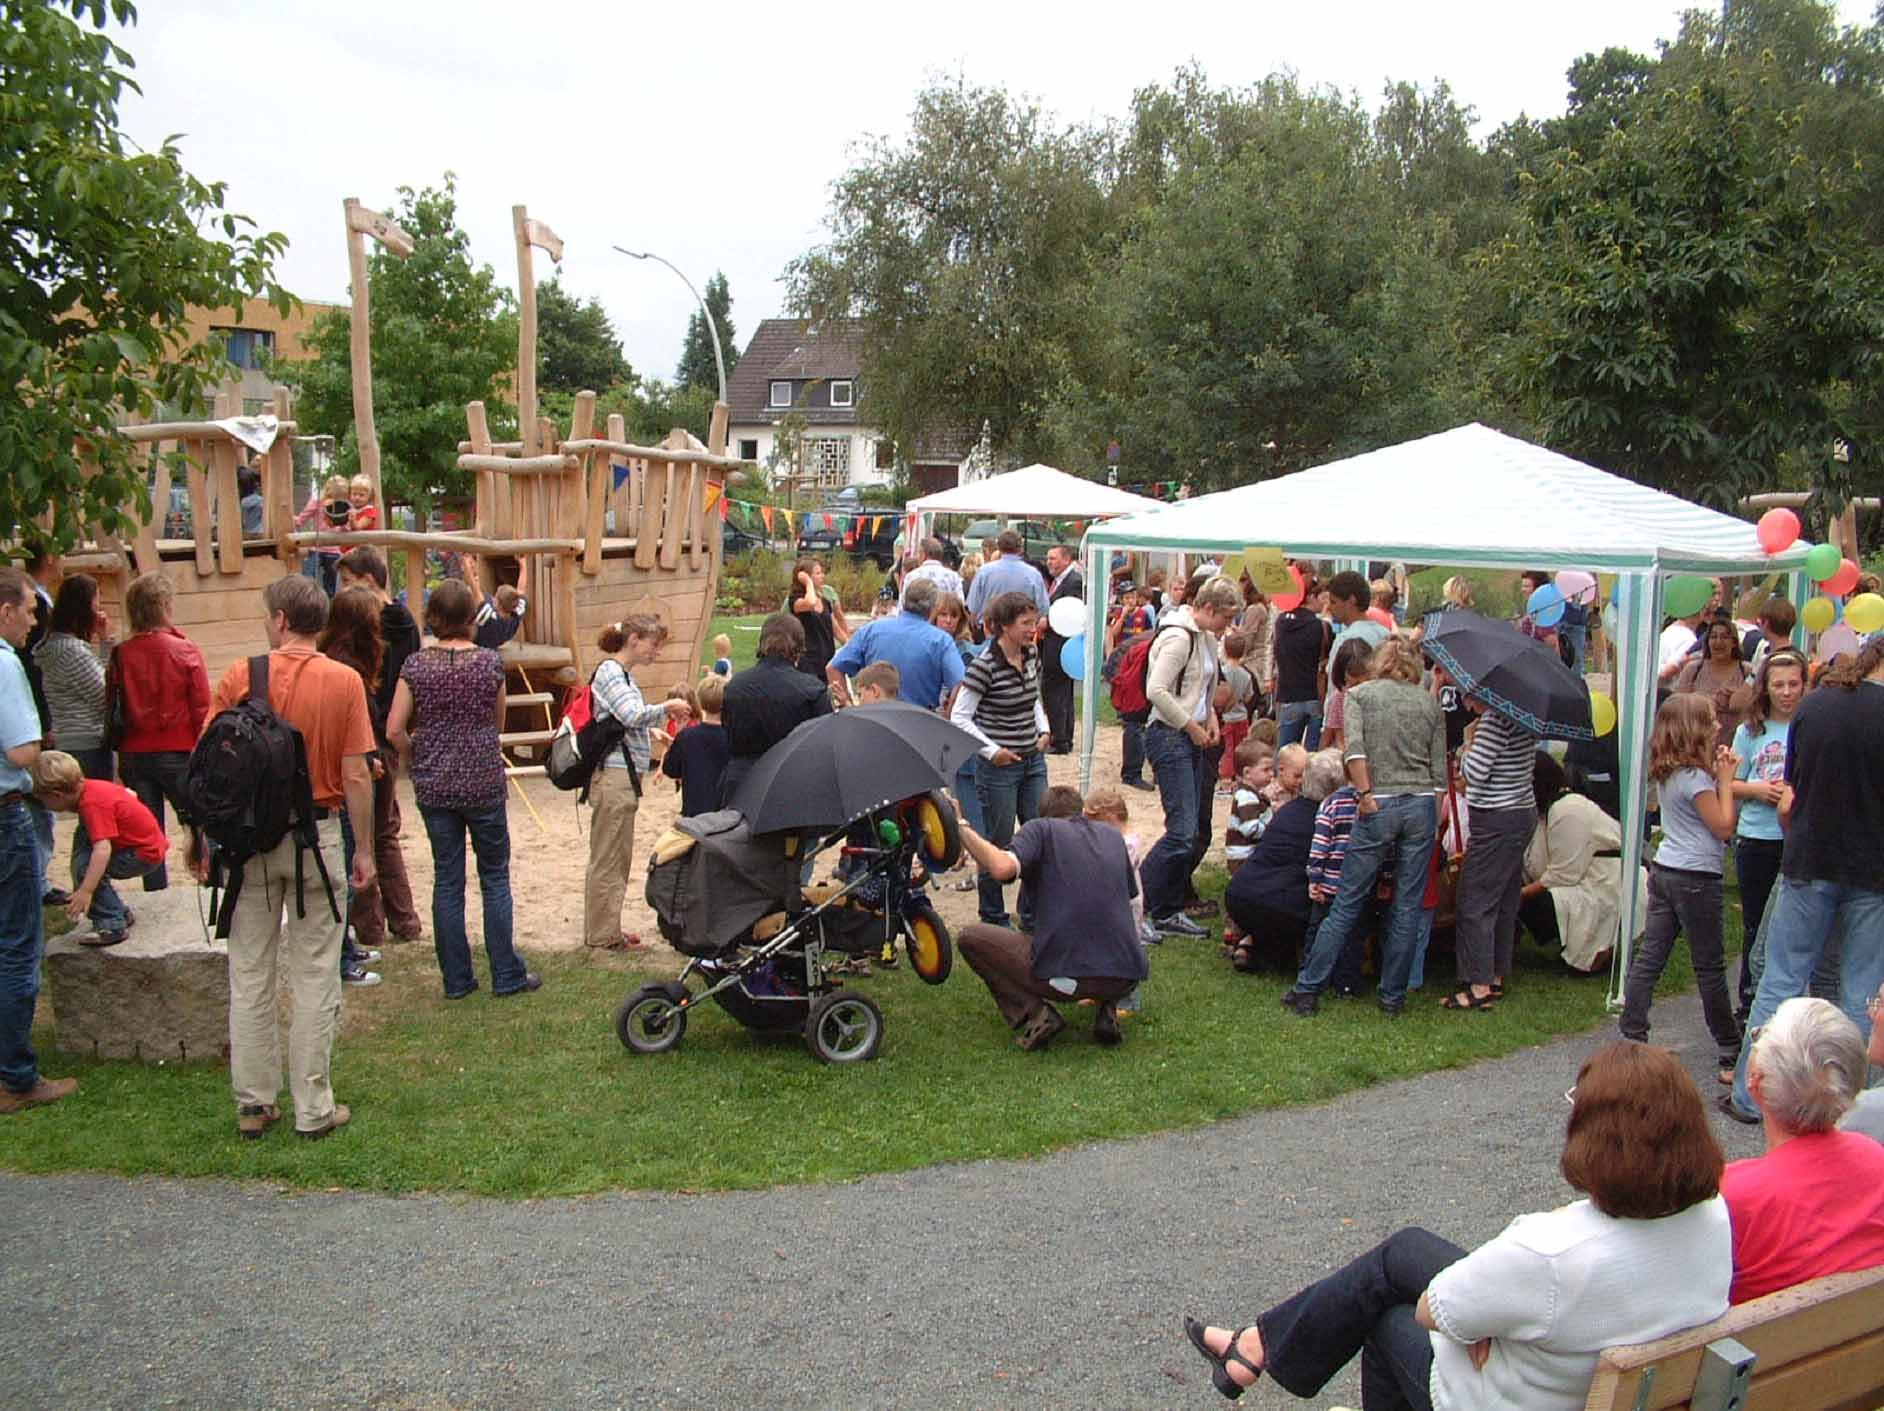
[1109,624,1195,719]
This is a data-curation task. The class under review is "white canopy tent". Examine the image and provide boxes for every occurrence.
[906,463,1163,542]
[1077,423,1814,1001]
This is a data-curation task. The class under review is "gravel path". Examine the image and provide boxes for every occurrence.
[2,993,1760,1411]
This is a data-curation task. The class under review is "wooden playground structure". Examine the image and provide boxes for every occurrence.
[75,198,739,773]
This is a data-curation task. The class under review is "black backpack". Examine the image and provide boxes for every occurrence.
[184,654,338,938]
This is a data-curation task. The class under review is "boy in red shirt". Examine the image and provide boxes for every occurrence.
[33,750,167,946]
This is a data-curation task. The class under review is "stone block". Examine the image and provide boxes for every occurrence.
[45,885,229,1064]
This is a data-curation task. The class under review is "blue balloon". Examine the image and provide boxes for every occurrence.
[1059,633,1087,681]
[1526,583,1565,629]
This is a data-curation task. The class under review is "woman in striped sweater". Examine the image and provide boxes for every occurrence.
[1446,696,1539,1011]
[951,590,1050,930]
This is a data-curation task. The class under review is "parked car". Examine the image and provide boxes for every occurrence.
[723,520,768,557]
[795,502,959,570]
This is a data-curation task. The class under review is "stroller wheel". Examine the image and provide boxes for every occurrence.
[904,900,954,986]
[906,790,963,871]
[615,982,689,1055]
[804,992,884,1064]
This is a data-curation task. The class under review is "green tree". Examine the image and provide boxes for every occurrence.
[0,0,290,549]
[538,275,629,394]
[289,175,517,508]
[674,271,738,395]
[1487,14,1884,509]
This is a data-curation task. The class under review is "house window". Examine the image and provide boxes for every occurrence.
[806,436,852,489]
[874,439,896,471]
[738,439,758,461]
[215,327,275,371]
[769,380,792,408]
[829,379,853,408]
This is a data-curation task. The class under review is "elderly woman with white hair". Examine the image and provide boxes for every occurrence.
[1719,997,1884,1305]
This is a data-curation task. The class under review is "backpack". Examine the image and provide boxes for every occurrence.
[547,662,642,802]
[1109,623,1196,721]
[183,654,337,939]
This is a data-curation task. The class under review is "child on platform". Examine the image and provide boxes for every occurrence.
[33,750,167,947]
[472,556,530,651]
[346,474,380,532]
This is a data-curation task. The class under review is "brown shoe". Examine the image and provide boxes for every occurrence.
[298,1103,352,1140]
[0,1076,78,1113]
[1015,1004,1066,1052]
[236,1103,281,1140]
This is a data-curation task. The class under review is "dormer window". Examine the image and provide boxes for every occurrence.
[830,380,853,408]
[769,380,792,408]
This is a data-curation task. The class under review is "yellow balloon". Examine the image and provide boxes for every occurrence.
[1802,596,1837,634]
[1589,690,1617,739]
[1847,592,1884,636]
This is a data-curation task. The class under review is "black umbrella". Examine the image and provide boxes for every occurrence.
[1419,609,1594,741]
[729,700,986,835]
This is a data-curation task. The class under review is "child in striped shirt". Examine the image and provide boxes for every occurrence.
[1220,738,1277,950]
[1306,749,1365,994]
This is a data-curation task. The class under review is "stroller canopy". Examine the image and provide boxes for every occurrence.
[646,810,803,956]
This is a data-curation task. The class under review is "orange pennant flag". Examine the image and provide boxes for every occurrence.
[703,483,722,512]
[870,515,883,537]
[761,505,775,533]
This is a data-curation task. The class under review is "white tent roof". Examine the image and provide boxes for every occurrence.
[1084,424,1810,573]
[908,463,1164,521]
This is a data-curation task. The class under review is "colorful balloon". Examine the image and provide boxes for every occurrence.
[1825,558,1861,597]
[1589,690,1617,739]
[1059,633,1087,681]
[1663,575,1714,618]
[1756,507,1801,555]
[1805,543,1841,581]
[1046,596,1087,638]
[1846,592,1884,636]
[1268,564,1306,613]
[1526,583,1566,628]
[1801,596,1837,633]
[1555,570,1597,606]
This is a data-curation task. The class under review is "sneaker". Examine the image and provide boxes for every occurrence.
[40,887,71,908]
[342,965,382,987]
[0,1076,78,1114]
[1138,919,1162,947]
[952,874,978,892]
[1279,988,1320,1017]
[347,947,383,965]
[1093,1002,1123,1047]
[235,1102,281,1140]
[493,972,542,997]
[1717,1094,1759,1126]
[1122,778,1156,792]
[299,1103,351,1140]
[1153,912,1208,939]
[77,927,129,948]
[1015,1004,1066,1052]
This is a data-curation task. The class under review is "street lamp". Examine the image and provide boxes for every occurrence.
[612,246,726,407]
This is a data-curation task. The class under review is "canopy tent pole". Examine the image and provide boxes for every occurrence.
[1609,568,1662,1010]
[1787,570,1810,650]
[1079,540,1111,794]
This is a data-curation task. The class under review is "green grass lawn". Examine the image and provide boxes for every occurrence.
[2,872,1737,1197]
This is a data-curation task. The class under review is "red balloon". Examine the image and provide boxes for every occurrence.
[1825,557,1861,597]
[1756,507,1801,555]
[1269,564,1306,613]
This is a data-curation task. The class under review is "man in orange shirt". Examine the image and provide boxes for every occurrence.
[199,575,377,1141]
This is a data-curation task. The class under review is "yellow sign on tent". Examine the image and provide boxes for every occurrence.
[1242,546,1294,595]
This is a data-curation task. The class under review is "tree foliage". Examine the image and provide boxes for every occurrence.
[537,276,629,394]
[290,175,517,509]
[0,0,289,549]
[674,271,738,396]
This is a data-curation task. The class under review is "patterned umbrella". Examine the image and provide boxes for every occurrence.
[1419,610,1594,741]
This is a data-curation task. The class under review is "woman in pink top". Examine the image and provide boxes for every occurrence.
[1721,996,1884,1304]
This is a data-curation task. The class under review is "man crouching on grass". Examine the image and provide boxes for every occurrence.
[954,784,1149,1051]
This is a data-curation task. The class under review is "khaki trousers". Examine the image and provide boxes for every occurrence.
[226,817,346,1131]
[583,768,640,948]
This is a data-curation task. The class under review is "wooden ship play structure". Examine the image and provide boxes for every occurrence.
[78,198,739,774]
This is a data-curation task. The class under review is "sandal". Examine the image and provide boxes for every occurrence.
[1441,988,1497,1011]
[1489,981,1507,999]
[1183,1317,1262,1400]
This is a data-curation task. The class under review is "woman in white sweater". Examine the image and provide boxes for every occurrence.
[1183,1042,1730,1408]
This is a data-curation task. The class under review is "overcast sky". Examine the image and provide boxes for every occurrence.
[119,0,1874,387]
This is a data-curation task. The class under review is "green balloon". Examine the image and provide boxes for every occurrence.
[1805,542,1841,581]
[1663,575,1714,618]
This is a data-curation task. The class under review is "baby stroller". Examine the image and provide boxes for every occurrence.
[616,790,961,1064]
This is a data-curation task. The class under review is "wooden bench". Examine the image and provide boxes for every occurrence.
[1584,1265,1884,1411]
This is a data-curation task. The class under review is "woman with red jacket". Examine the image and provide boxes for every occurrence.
[109,572,210,891]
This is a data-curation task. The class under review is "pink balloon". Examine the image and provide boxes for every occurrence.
[1554,570,1597,605]
[1826,557,1861,597]
[1756,507,1801,555]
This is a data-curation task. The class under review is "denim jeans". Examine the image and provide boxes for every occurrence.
[1296,794,1436,1007]
[1278,699,1322,751]
[1731,877,1884,1116]
[1622,865,1742,1065]
[26,797,51,894]
[70,820,159,932]
[0,802,47,1093]
[1140,722,1211,920]
[975,751,1047,927]
[69,746,115,783]
[1120,715,1148,784]
[954,756,984,835]
[1256,1225,1462,1409]
[119,750,193,891]
[420,801,525,997]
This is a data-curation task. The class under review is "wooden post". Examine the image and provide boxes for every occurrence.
[466,401,502,579]
[130,439,166,575]
[536,415,557,644]
[342,198,414,523]
[270,385,298,567]
[405,546,427,617]
[511,205,564,458]
[635,454,664,572]
[586,411,622,575]
[659,428,687,570]
[692,400,730,572]
[209,394,243,575]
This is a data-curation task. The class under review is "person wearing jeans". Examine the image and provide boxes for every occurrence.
[1135,578,1241,935]
[1727,648,1806,1018]
[1277,698,1322,752]
[1283,639,1445,1016]
[388,580,539,999]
